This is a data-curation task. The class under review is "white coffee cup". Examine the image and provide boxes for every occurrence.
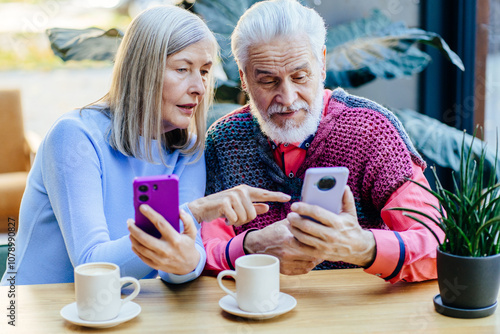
[74,262,140,321]
[217,254,280,313]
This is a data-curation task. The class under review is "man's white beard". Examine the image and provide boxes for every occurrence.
[249,81,324,144]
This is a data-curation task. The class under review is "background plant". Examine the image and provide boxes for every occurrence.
[390,129,500,257]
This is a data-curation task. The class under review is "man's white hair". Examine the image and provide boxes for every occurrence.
[231,0,326,73]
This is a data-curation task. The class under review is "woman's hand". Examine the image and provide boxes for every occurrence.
[128,205,200,275]
[188,184,291,226]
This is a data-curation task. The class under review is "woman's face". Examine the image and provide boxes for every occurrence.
[161,38,214,133]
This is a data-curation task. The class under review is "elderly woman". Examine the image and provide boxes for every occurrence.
[2,5,289,285]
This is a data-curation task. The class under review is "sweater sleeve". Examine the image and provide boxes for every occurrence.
[159,204,207,283]
[201,218,254,275]
[43,117,207,283]
[158,150,208,283]
[42,117,154,280]
[364,162,444,283]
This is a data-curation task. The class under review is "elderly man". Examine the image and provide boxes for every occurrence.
[201,0,443,283]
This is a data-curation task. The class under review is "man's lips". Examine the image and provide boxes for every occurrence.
[271,110,299,118]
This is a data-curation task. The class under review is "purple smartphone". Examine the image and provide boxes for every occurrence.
[133,174,180,238]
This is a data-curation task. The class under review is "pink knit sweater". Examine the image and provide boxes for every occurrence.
[205,88,426,269]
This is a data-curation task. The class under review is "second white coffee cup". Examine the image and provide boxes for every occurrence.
[75,262,140,322]
[217,254,280,313]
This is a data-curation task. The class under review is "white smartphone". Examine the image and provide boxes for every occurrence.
[301,167,349,215]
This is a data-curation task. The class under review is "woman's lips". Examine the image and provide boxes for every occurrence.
[177,104,197,115]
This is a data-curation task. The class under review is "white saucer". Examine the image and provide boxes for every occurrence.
[219,292,297,319]
[60,301,141,328]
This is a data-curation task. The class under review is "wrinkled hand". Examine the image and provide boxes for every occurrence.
[188,184,291,226]
[244,219,323,275]
[128,205,200,275]
[287,186,376,267]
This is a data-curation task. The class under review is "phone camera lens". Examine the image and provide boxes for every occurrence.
[139,195,149,202]
[317,176,336,191]
[138,185,148,192]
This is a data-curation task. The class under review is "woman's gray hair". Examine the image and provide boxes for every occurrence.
[99,5,217,164]
[231,0,326,73]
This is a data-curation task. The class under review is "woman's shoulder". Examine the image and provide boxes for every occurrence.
[44,106,111,145]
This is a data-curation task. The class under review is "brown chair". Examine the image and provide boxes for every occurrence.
[0,90,40,232]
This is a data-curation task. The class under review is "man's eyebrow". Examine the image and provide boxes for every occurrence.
[293,63,310,71]
[255,69,273,76]
[254,63,310,76]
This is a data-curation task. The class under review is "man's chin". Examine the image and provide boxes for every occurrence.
[261,122,312,144]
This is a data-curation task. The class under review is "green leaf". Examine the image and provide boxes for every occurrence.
[324,10,464,88]
[393,108,500,182]
[46,27,123,62]
[475,217,500,250]
[388,207,444,232]
[401,213,443,246]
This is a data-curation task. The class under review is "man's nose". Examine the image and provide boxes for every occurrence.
[274,81,297,107]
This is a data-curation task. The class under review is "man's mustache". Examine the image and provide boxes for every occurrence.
[267,100,310,116]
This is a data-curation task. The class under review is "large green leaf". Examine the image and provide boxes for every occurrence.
[394,108,500,181]
[46,27,123,62]
[325,10,464,88]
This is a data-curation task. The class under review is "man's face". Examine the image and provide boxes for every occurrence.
[241,34,326,144]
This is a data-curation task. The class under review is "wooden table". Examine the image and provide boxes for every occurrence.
[1,269,498,333]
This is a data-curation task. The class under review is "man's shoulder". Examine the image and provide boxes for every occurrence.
[207,105,253,132]
[325,88,403,130]
[329,88,390,115]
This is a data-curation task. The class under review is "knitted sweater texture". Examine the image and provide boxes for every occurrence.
[205,88,425,269]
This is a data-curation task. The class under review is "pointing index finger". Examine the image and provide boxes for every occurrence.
[247,187,291,203]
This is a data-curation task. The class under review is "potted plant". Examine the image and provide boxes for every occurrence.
[390,130,500,319]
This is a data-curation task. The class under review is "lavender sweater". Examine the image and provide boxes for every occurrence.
[1,107,206,285]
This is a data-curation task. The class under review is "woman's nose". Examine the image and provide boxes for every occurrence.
[189,73,206,97]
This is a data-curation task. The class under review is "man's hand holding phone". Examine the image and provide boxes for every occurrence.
[287,167,376,267]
